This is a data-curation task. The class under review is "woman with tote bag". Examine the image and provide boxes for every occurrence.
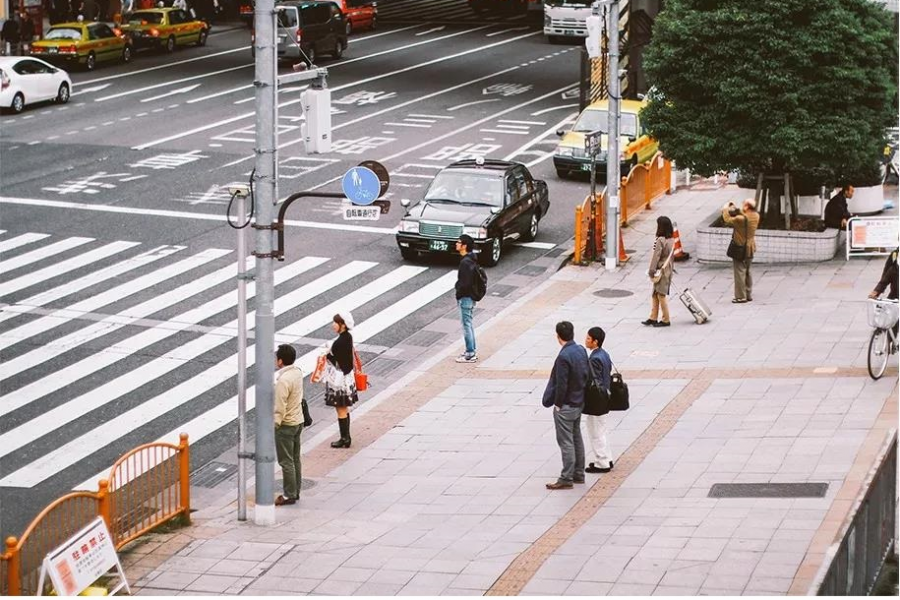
[323,312,359,448]
[643,216,676,327]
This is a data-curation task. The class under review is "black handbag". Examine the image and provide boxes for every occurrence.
[583,360,609,416]
[608,362,629,411]
[301,399,313,427]
[726,217,748,261]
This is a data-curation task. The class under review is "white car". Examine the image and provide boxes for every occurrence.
[0,56,72,114]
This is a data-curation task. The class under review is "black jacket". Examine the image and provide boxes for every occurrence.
[327,331,354,375]
[542,340,590,409]
[1,19,20,44]
[824,192,851,229]
[875,250,899,300]
[455,253,478,301]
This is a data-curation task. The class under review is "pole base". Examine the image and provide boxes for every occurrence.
[605,257,617,271]
[254,503,276,526]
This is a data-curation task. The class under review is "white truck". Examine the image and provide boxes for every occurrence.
[543,0,593,43]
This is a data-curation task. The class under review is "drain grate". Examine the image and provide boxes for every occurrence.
[404,329,446,347]
[545,248,565,258]
[275,478,317,490]
[708,482,828,498]
[193,462,238,488]
[593,288,634,298]
[489,285,517,298]
[515,265,546,277]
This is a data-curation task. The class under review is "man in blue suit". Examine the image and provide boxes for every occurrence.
[542,321,589,490]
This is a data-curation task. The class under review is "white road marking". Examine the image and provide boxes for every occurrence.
[140,83,202,103]
[95,65,248,103]
[79,46,253,86]
[0,245,183,327]
[2,260,376,487]
[72,83,111,96]
[525,151,556,168]
[407,113,453,119]
[531,103,579,116]
[384,122,432,128]
[0,196,398,235]
[486,26,530,37]
[75,270,457,491]
[499,119,546,125]
[516,242,556,250]
[479,128,530,135]
[416,26,446,36]
[0,241,139,299]
[1,237,93,272]
[504,113,577,162]
[0,232,50,254]
[447,98,500,111]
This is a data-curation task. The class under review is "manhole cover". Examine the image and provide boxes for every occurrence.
[708,482,828,498]
[593,288,634,298]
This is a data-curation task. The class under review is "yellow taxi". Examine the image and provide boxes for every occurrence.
[120,8,209,53]
[553,98,659,179]
[30,21,133,71]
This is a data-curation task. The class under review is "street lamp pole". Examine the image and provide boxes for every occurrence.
[605,0,621,270]
[252,0,278,527]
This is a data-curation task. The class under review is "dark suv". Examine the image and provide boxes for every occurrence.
[396,159,550,266]
[251,0,348,63]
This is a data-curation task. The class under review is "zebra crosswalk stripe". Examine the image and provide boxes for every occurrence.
[0,240,141,299]
[0,232,50,254]
[2,261,381,488]
[75,271,458,491]
[1,237,94,272]
[0,245,185,327]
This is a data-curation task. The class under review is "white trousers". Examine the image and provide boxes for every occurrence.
[585,414,612,467]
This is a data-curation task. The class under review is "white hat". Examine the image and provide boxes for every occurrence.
[339,310,354,330]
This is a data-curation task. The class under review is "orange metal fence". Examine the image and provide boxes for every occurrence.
[574,153,672,264]
[1,434,190,596]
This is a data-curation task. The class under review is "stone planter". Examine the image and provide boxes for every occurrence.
[696,211,840,264]
[848,184,884,215]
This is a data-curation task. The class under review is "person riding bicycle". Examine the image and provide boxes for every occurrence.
[869,248,899,345]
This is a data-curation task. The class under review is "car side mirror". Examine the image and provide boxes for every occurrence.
[627,136,636,143]
[490,207,501,215]
[400,198,410,207]
[556,129,566,137]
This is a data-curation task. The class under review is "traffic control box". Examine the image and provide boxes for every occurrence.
[301,88,332,154]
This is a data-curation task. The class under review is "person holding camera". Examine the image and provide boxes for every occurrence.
[722,199,760,303]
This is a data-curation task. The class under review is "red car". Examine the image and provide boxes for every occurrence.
[239,0,253,25]
[328,0,375,36]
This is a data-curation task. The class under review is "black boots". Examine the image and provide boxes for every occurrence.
[330,415,351,448]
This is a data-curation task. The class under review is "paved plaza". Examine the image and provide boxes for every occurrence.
[122,182,898,596]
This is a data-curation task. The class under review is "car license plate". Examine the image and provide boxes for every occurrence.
[48,47,58,53]
[581,164,592,171]
[429,240,449,252]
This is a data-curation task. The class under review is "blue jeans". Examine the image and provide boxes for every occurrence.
[458,297,476,356]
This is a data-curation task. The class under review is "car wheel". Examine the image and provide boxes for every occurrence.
[523,210,540,242]
[122,45,133,63]
[85,51,97,71]
[56,82,70,104]
[11,92,24,114]
[345,20,352,36]
[304,45,316,65]
[556,168,569,179]
[332,38,345,58]
[400,247,417,261]
[481,237,502,267]
[165,35,176,53]
[197,29,208,46]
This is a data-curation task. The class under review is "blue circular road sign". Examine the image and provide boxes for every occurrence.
[342,166,381,206]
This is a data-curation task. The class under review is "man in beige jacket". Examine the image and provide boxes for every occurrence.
[722,199,761,303]
[274,344,304,506]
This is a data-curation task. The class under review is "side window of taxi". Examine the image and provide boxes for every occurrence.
[506,175,520,205]
[94,24,115,38]
[169,10,184,24]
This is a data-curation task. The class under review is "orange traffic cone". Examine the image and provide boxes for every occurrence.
[672,221,690,262]
[618,227,630,263]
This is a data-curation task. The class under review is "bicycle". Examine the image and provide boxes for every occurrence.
[866,298,899,380]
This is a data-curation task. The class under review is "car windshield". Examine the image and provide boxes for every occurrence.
[129,11,164,23]
[45,28,83,40]
[424,171,503,207]
[276,7,297,27]
[573,109,638,138]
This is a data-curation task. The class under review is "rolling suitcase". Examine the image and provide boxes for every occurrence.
[677,287,712,324]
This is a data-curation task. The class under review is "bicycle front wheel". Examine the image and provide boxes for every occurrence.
[868,328,890,380]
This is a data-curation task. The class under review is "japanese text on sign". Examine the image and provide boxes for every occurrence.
[40,517,127,596]
[342,203,381,221]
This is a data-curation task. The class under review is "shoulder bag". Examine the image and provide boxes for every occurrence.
[726,217,749,261]
[652,240,676,284]
[353,350,368,392]
[608,361,629,411]
[583,358,609,416]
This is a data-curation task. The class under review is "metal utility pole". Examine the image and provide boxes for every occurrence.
[252,0,278,527]
[605,0,621,271]
[236,192,249,522]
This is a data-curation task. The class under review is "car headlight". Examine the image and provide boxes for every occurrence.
[399,220,419,233]
[544,14,550,26]
[556,147,574,157]
[463,226,488,239]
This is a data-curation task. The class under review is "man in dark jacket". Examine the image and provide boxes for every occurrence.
[455,234,479,363]
[584,326,613,474]
[542,321,589,490]
[824,185,854,229]
[1,16,20,56]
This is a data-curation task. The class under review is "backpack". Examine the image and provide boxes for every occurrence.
[471,262,488,301]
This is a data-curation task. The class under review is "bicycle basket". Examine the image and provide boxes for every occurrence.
[868,300,899,329]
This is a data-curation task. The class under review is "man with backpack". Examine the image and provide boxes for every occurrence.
[455,234,486,363]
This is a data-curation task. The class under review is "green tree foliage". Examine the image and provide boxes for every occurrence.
[641,0,898,181]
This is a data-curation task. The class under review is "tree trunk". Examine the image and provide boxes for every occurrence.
[783,173,791,230]
[754,172,764,208]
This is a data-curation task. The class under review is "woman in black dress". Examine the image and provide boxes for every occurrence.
[325,312,358,448]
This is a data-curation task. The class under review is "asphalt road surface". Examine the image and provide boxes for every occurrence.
[0,0,596,538]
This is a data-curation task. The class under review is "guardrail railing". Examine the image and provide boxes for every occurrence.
[1,434,190,596]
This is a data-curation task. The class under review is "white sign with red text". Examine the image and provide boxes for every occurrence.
[38,517,129,596]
